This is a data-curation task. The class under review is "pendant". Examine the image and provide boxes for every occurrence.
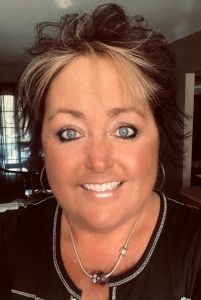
[91,272,108,285]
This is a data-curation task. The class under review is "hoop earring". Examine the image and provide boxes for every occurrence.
[155,162,166,191]
[40,165,48,192]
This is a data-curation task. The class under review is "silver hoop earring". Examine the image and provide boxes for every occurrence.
[155,162,166,191]
[40,165,48,192]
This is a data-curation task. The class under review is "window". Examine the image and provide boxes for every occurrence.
[0,84,29,170]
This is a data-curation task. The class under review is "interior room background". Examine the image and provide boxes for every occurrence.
[0,0,201,203]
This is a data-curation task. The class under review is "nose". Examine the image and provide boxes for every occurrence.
[84,138,113,173]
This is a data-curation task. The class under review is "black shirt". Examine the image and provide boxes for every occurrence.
[0,193,201,300]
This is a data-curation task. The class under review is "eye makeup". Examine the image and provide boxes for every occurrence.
[57,128,81,142]
[114,125,138,139]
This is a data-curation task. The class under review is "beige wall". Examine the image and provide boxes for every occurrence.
[170,30,201,108]
[171,30,201,73]
[0,66,24,83]
[164,30,201,199]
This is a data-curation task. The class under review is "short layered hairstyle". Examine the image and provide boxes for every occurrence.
[18,3,184,167]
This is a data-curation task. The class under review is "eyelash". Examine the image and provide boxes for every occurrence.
[57,128,81,142]
[114,125,138,139]
[57,125,138,142]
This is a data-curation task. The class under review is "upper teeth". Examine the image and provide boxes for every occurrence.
[82,182,121,192]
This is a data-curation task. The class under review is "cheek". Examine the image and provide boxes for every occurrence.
[127,150,157,175]
[43,144,80,188]
[139,138,159,181]
[137,147,158,172]
[121,137,159,179]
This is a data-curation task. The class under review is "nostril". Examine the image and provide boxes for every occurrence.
[85,157,111,172]
[84,147,113,172]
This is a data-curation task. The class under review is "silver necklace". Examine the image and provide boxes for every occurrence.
[69,218,140,285]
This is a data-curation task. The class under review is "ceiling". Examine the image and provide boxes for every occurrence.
[0,0,201,66]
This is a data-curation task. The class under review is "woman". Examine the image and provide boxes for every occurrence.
[0,3,201,300]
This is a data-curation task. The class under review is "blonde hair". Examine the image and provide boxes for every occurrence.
[18,3,183,165]
[19,42,159,119]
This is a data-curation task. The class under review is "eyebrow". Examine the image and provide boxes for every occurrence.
[49,106,145,120]
[49,109,85,120]
[108,107,145,118]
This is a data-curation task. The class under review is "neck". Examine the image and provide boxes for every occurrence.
[67,206,144,285]
[62,211,143,250]
[62,191,159,243]
[60,192,160,285]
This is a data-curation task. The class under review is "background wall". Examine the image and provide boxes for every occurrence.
[0,66,24,83]
[171,30,201,74]
[170,30,201,112]
[163,30,201,199]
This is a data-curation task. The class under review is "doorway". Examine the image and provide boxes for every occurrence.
[183,71,201,187]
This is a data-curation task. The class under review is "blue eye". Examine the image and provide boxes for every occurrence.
[58,128,81,142]
[115,126,137,139]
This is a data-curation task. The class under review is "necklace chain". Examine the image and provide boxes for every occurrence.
[69,216,141,285]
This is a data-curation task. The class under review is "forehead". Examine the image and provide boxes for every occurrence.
[45,55,150,114]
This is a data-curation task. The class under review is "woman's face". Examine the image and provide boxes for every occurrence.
[42,56,159,232]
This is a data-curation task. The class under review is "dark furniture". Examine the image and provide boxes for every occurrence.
[0,166,40,203]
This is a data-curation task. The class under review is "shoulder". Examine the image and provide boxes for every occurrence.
[163,195,201,245]
[0,196,57,222]
[0,197,57,249]
[0,197,59,296]
[166,196,201,222]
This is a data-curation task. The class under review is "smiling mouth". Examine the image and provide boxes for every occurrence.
[81,181,123,192]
